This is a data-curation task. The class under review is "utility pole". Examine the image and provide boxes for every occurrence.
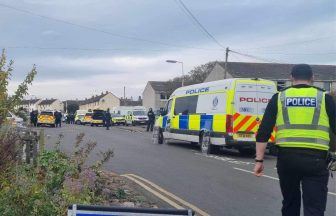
[181,62,184,87]
[224,47,230,79]
[123,86,126,99]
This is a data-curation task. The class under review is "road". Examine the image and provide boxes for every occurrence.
[43,124,336,216]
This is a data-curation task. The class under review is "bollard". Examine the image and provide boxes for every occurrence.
[39,129,45,152]
[32,131,38,166]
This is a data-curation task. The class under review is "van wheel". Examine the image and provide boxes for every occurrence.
[238,148,256,156]
[200,132,218,154]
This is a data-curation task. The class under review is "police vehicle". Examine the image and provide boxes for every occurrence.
[115,106,149,126]
[74,110,87,125]
[37,111,56,127]
[82,111,93,125]
[154,78,277,154]
[91,109,105,126]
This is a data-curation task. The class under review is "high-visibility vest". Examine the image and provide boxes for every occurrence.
[276,87,330,151]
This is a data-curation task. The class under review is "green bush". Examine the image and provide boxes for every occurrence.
[0,133,113,216]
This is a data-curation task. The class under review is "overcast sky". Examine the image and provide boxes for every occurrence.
[1,0,335,100]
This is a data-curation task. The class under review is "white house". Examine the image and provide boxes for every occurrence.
[79,91,120,111]
[18,99,42,112]
[37,99,64,112]
[142,81,185,111]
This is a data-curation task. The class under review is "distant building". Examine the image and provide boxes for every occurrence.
[120,97,142,106]
[63,100,82,113]
[204,62,336,92]
[79,91,120,111]
[142,81,187,110]
[17,99,42,112]
[37,99,63,112]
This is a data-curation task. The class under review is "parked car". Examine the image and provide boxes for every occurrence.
[6,111,24,126]
[37,111,56,127]
[111,114,126,125]
[91,109,105,126]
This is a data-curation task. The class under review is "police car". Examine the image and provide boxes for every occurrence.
[37,111,56,127]
[153,78,277,155]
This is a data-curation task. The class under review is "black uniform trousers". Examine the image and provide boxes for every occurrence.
[277,148,329,216]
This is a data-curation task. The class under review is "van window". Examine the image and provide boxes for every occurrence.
[165,99,172,115]
[174,95,198,115]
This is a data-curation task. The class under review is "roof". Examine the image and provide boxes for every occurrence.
[81,92,110,105]
[148,81,193,93]
[39,99,57,105]
[172,78,276,97]
[120,99,142,106]
[216,62,336,81]
[63,100,83,105]
[21,99,40,105]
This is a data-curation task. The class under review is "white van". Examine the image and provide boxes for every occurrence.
[115,106,148,126]
[154,78,277,154]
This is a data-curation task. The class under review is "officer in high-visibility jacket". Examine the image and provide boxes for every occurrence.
[254,64,335,216]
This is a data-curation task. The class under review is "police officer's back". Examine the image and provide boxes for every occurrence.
[254,64,335,216]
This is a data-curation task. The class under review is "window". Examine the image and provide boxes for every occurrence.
[277,81,286,91]
[160,93,168,100]
[174,95,198,115]
[323,82,331,92]
[165,99,172,115]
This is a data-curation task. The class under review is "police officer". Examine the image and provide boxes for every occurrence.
[147,108,155,132]
[105,108,112,130]
[254,64,335,216]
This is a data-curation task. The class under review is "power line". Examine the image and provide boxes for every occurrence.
[230,49,282,63]
[239,35,336,51]
[1,45,173,52]
[174,0,226,49]
[0,2,221,51]
[249,51,336,56]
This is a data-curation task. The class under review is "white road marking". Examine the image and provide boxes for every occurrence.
[195,152,254,166]
[234,167,279,180]
[122,174,209,216]
[233,167,336,196]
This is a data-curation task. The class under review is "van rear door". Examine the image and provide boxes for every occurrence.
[233,80,276,141]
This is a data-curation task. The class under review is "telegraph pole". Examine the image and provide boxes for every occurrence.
[224,47,230,79]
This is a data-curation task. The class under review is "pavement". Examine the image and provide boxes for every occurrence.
[42,124,336,216]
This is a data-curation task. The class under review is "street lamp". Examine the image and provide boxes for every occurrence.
[166,60,184,87]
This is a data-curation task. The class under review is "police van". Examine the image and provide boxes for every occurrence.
[115,106,149,126]
[154,78,277,154]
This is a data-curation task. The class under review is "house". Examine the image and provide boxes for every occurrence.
[142,81,186,110]
[79,91,120,111]
[204,62,336,92]
[18,99,42,112]
[37,99,63,112]
[63,100,83,113]
[120,97,142,106]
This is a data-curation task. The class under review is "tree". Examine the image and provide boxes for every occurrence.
[66,103,79,114]
[170,61,216,84]
[0,49,37,124]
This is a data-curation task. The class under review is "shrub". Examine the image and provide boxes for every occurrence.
[0,132,114,216]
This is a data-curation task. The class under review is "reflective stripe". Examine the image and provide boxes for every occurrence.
[280,92,290,125]
[276,137,329,146]
[312,90,323,125]
[277,124,329,132]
